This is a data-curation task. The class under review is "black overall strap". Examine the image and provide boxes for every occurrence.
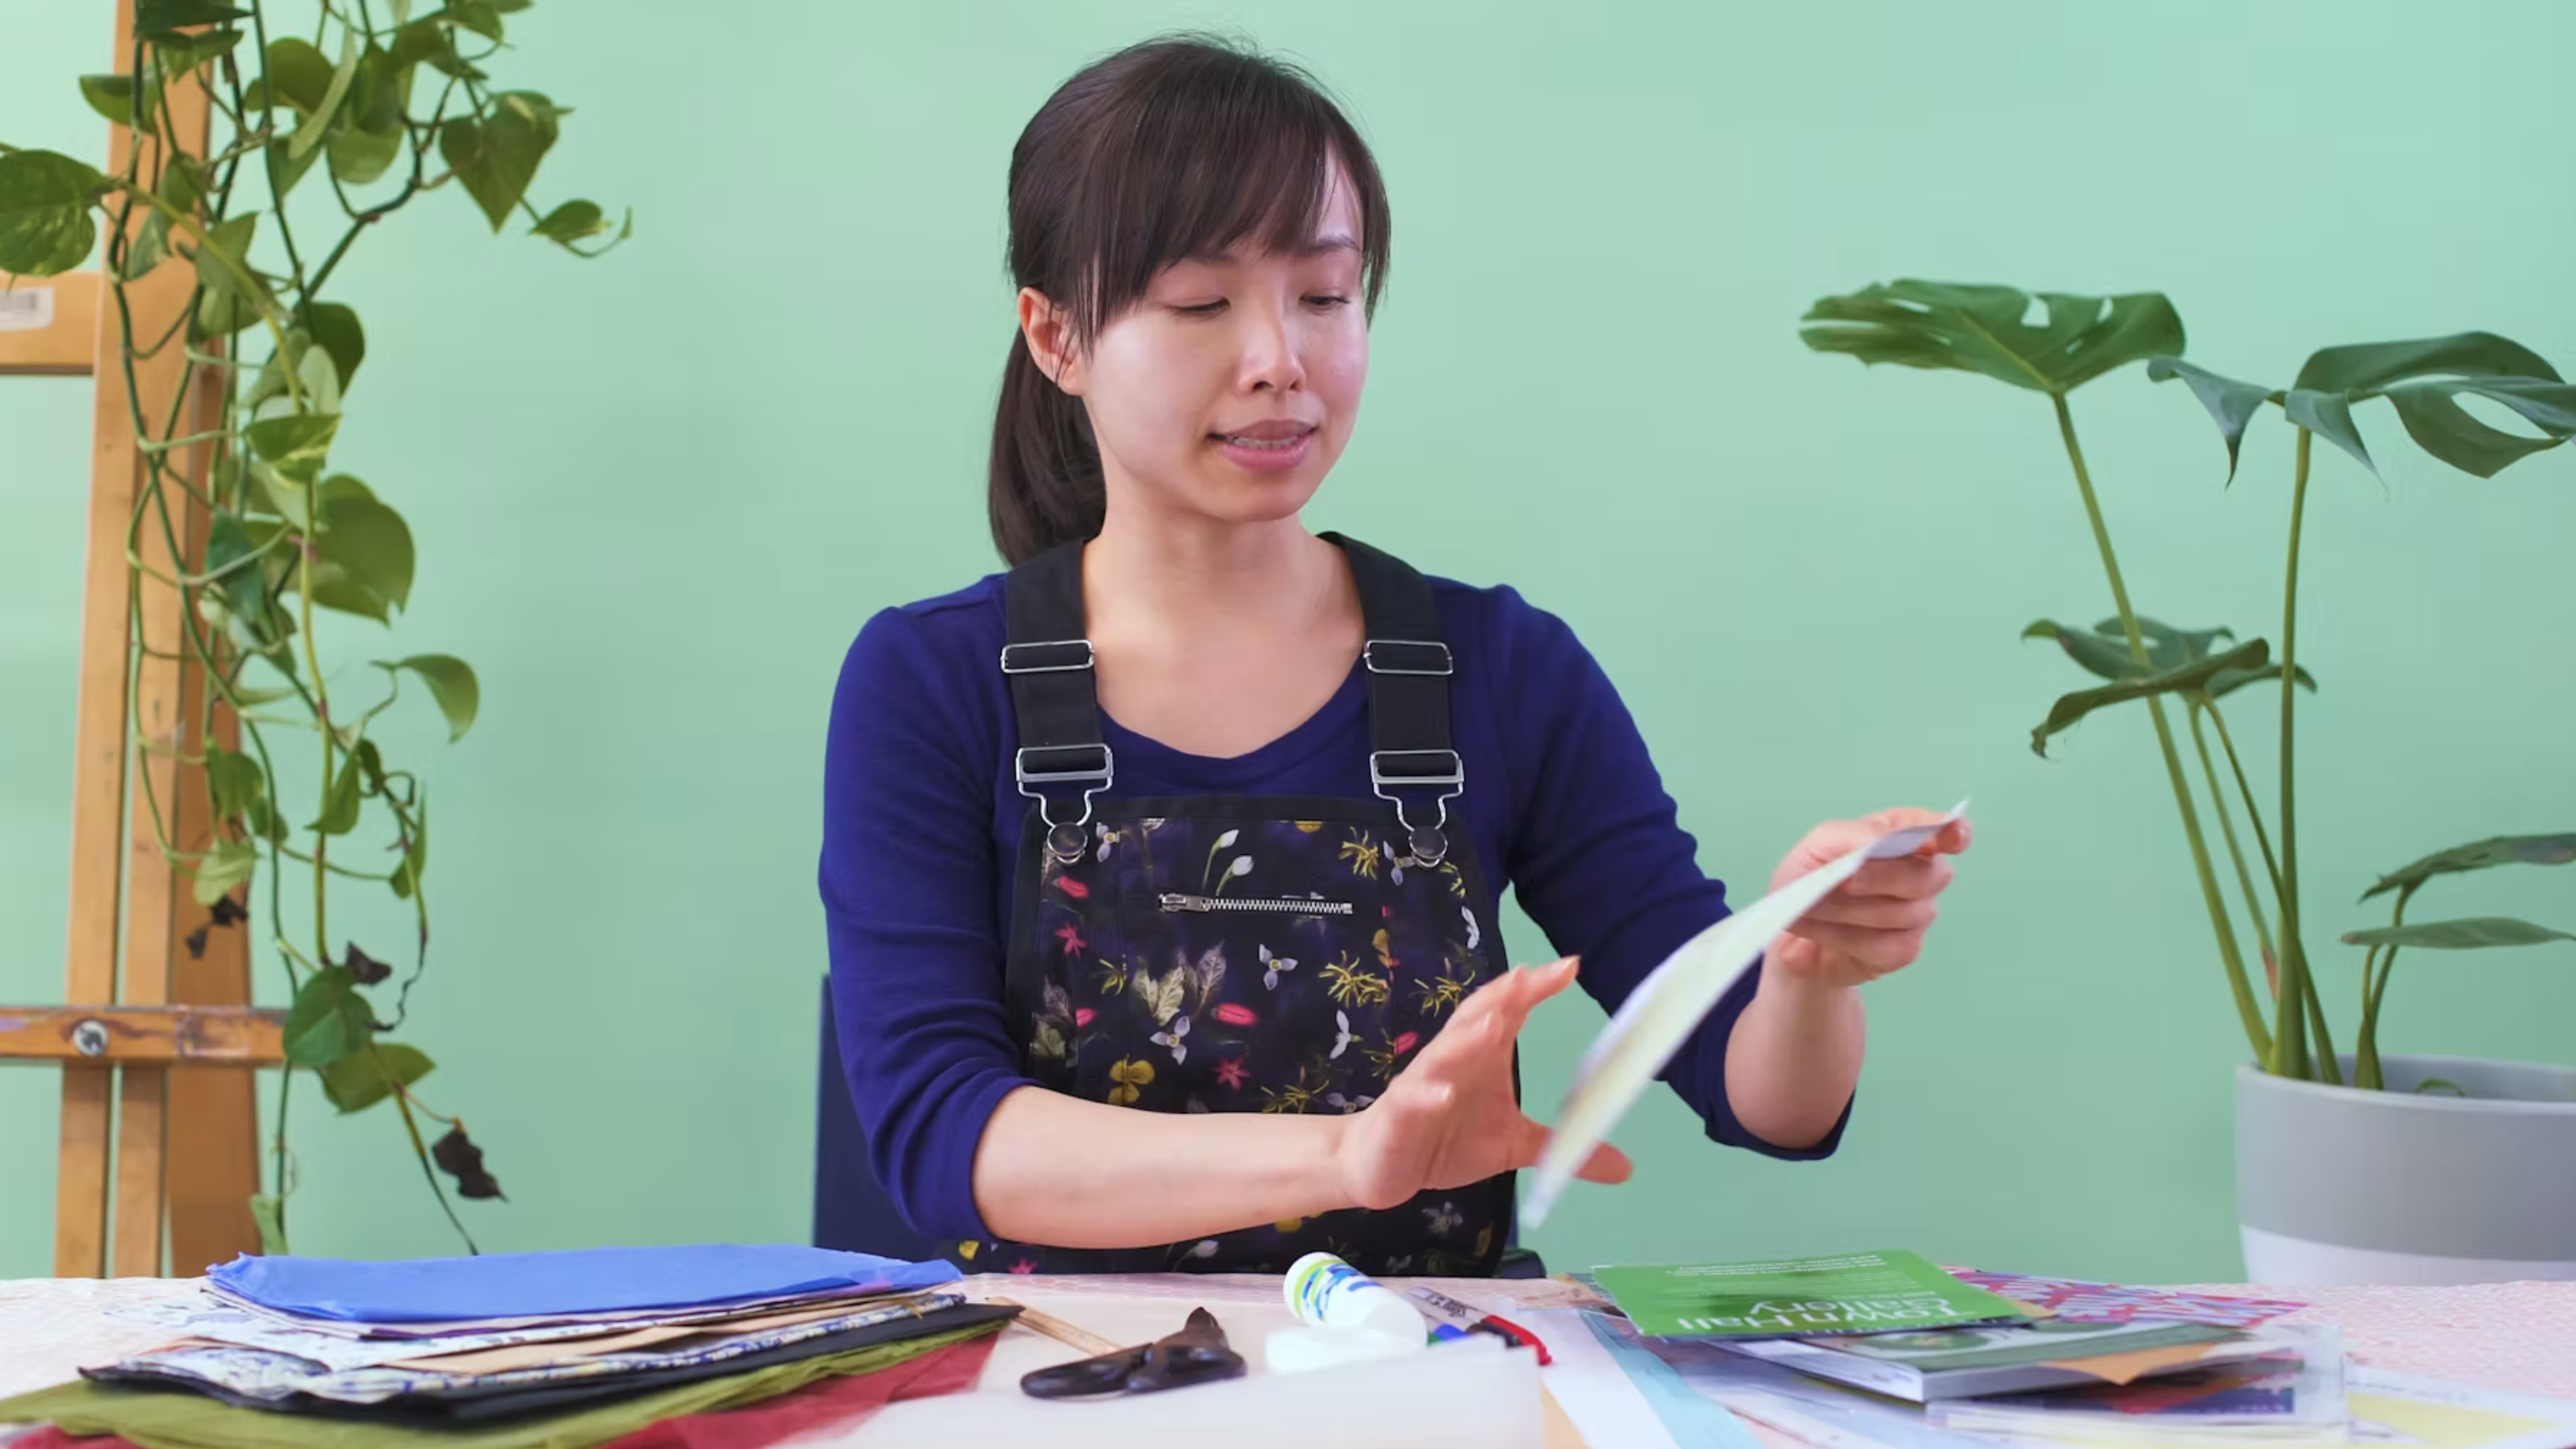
[1001,540,1111,864]
[1323,533,1463,867]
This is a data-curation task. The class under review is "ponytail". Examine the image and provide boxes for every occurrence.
[988,331,1103,565]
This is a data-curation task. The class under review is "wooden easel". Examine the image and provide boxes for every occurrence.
[0,0,285,1278]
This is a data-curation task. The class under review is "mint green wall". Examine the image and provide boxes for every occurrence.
[6,1,2573,1283]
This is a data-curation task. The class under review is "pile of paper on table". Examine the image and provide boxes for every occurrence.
[1587,1250,2354,1447]
[0,1243,1016,1449]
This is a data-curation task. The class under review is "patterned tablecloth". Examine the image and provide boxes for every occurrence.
[2,1275,2571,1432]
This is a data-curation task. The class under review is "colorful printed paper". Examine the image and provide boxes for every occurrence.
[1948,1269,2309,1330]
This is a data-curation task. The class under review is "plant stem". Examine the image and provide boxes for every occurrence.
[272,1061,293,1235]
[2272,429,2316,1081]
[299,534,331,971]
[2355,883,2416,1090]
[2190,702,2277,976]
[2052,394,2272,1062]
[389,1080,479,1254]
[2206,703,2286,903]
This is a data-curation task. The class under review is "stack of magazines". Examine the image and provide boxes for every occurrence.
[1587,1250,2349,1447]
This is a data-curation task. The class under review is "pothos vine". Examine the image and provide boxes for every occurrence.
[0,0,623,1253]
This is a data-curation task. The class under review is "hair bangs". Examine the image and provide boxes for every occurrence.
[1048,43,1390,349]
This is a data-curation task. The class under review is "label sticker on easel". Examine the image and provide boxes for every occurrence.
[0,288,56,331]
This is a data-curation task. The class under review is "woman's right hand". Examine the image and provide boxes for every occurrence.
[1332,957,1633,1211]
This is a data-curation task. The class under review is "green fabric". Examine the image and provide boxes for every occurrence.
[0,1321,1002,1449]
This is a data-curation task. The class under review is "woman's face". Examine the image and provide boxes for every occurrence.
[1023,160,1369,530]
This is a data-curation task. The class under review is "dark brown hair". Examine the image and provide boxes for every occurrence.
[988,33,1392,564]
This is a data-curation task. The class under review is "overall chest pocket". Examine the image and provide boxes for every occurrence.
[1026,811,1500,1120]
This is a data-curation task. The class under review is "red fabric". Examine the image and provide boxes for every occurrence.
[596,1332,999,1449]
[9,1334,1000,1449]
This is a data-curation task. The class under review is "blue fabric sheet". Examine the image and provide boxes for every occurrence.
[208,1243,962,1323]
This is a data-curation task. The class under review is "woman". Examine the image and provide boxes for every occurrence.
[820,34,1969,1277]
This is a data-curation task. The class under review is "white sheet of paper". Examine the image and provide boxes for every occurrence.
[1523,802,1966,1227]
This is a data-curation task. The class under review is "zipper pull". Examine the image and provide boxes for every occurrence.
[1159,893,1213,912]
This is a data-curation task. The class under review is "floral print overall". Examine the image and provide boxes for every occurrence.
[954,534,1514,1278]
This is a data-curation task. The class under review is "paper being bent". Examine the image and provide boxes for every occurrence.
[1521,802,1967,1227]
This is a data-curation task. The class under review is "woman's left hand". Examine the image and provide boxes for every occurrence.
[1766,807,1971,990]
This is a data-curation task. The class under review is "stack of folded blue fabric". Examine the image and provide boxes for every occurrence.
[2,1243,1016,1447]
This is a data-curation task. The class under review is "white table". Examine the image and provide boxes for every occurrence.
[7,1273,2574,1447]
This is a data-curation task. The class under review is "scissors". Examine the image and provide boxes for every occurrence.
[1019,1306,1248,1398]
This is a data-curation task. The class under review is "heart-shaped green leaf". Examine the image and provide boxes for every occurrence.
[0,149,107,277]
[440,92,563,233]
[2362,833,2576,901]
[327,125,404,187]
[262,37,335,113]
[289,30,362,160]
[448,0,507,39]
[244,412,339,483]
[309,750,365,835]
[380,655,480,743]
[204,510,275,619]
[1802,281,2184,396]
[283,965,373,1066]
[531,199,605,244]
[264,130,326,200]
[391,18,484,80]
[203,743,267,822]
[190,838,259,906]
[321,1043,434,1113]
[144,27,245,81]
[121,208,172,280]
[2148,357,2278,482]
[300,302,367,391]
[188,213,262,301]
[306,488,413,622]
[2341,917,2575,950]
[2030,638,2269,756]
[80,75,136,126]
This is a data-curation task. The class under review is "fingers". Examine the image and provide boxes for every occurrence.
[1455,957,1577,1035]
[1785,917,1926,971]
[1506,1115,1634,1185]
[1803,892,1939,932]
[1578,1140,1633,1185]
[1865,811,1972,857]
[1414,958,1574,1082]
[1840,854,1956,901]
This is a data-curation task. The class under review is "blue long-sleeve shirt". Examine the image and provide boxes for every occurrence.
[820,567,1848,1241]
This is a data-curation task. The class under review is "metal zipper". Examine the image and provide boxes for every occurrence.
[1158,894,1354,916]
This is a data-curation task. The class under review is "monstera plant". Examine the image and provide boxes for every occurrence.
[1799,281,2574,1088]
[0,0,622,1248]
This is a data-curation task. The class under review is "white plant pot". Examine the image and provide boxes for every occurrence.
[2235,1054,2576,1286]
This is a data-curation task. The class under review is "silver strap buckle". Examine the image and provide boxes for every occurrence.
[1000,639,1096,674]
[1016,744,1113,862]
[1370,748,1463,865]
[1363,638,1453,676]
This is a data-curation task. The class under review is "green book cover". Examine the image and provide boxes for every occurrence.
[1593,1250,2035,1338]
